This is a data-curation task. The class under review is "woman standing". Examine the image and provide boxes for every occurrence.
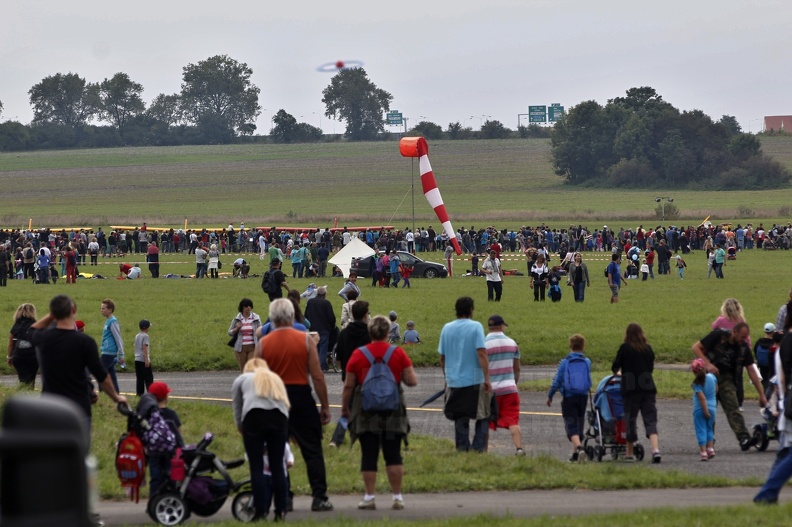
[232,358,290,521]
[611,323,661,463]
[207,244,220,279]
[754,302,792,504]
[566,253,590,303]
[530,254,549,302]
[8,303,38,386]
[341,315,417,510]
[228,299,262,371]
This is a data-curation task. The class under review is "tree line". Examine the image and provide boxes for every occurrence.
[551,87,790,190]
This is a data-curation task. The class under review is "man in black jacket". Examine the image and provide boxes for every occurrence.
[304,286,337,372]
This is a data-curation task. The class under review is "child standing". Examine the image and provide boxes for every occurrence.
[403,321,421,344]
[399,262,413,288]
[144,382,183,494]
[546,334,592,462]
[640,259,649,281]
[691,358,717,461]
[676,255,687,279]
[388,311,401,343]
[134,319,154,396]
[261,442,295,520]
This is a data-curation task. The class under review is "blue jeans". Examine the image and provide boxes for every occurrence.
[292,261,302,278]
[454,418,489,452]
[755,447,792,503]
[100,354,119,392]
[573,282,585,302]
[391,271,401,287]
[317,331,330,371]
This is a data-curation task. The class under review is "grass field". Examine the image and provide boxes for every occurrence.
[1,136,792,227]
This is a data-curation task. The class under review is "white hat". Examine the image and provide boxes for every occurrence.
[764,323,776,333]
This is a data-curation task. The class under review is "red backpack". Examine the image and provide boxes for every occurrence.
[116,430,147,502]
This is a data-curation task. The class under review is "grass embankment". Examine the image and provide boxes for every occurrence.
[1,137,792,226]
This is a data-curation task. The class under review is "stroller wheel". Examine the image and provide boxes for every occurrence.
[634,443,645,462]
[232,491,257,522]
[584,445,595,461]
[594,445,605,462]
[753,426,769,451]
[150,492,189,526]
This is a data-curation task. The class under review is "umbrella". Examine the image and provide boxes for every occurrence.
[420,388,446,408]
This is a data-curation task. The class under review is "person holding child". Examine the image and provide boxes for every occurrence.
[547,333,592,462]
[691,358,717,461]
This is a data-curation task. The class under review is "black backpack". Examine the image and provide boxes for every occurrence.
[261,270,278,294]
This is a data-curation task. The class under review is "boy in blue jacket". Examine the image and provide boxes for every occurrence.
[546,333,592,462]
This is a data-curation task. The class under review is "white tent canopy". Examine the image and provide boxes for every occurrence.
[328,237,375,278]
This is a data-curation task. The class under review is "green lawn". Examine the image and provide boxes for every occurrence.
[2,137,792,227]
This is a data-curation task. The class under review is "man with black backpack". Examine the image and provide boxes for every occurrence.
[262,259,289,302]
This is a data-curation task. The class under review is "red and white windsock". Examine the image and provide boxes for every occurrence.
[399,137,462,255]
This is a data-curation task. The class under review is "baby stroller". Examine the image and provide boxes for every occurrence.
[117,403,254,525]
[726,246,737,260]
[583,375,645,462]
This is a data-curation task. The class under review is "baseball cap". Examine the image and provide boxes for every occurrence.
[764,323,776,333]
[75,320,85,330]
[139,319,151,329]
[488,315,508,327]
[148,382,171,401]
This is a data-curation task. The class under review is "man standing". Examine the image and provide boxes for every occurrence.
[485,315,524,455]
[439,297,491,452]
[317,242,330,277]
[692,322,767,450]
[256,299,333,512]
[481,249,504,301]
[304,287,337,372]
[100,298,125,393]
[32,295,128,436]
[607,253,624,304]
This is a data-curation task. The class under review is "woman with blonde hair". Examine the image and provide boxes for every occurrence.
[8,303,38,386]
[232,358,290,521]
[712,298,749,407]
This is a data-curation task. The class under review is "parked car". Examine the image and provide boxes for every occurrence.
[349,251,448,278]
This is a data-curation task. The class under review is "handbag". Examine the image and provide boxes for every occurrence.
[227,330,239,348]
[217,260,222,270]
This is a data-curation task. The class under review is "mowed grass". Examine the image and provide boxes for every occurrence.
[0,248,788,379]
[1,137,792,227]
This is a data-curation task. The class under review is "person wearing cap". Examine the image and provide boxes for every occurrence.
[303,287,337,372]
[134,319,154,396]
[403,321,420,344]
[146,381,184,494]
[692,322,767,451]
[754,323,778,392]
[485,316,524,455]
[266,259,289,301]
[482,249,504,302]
[438,297,491,453]
[754,311,792,504]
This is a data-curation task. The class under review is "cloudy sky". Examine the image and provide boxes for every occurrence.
[2,0,788,135]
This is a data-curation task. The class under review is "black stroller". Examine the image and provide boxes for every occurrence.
[117,403,254,525]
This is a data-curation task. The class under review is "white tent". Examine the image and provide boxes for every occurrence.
[328,237,375,278]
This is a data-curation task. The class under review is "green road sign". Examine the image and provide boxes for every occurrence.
[529,105,546,123]
[549,105,565,122]
[387,111,403,125]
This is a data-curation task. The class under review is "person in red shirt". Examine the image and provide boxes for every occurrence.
[398,263,413,289]
[645,248,655,279]
[341,315,417,511]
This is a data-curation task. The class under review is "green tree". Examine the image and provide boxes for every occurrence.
[659,129,687,185]
[147,93,183,126]
[480,119,510,139]
[99,72,145,136]
[322,68,392,141]
[0,121,30,151]
[28,72,101,129]
[552,100,615,182]
[270,110,298,143]
[728,133,761,161]
[719,115,742,135]
[179,55,261,136]
[409,121,443,139]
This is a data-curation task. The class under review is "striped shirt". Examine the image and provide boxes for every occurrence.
[485,331,520,396]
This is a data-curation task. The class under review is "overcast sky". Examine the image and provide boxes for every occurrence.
[2,0,788,135]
